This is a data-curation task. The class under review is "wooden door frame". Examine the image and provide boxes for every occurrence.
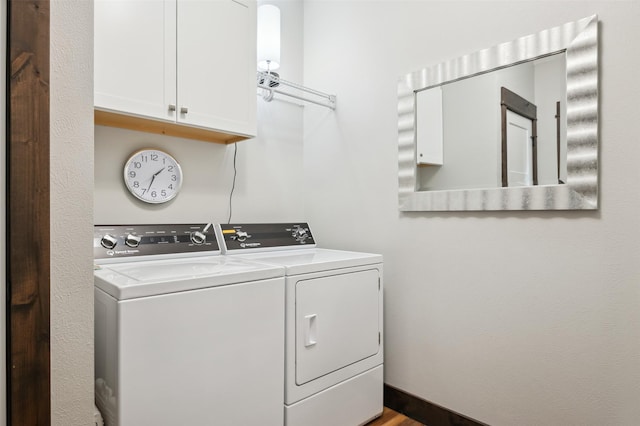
[7,0,51,424]
[500,86,538,187]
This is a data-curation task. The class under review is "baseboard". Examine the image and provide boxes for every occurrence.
[384,384,489,426]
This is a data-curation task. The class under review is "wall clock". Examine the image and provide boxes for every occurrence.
[123,149,183,204]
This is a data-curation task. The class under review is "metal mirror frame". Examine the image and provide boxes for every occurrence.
[398,15,598,211]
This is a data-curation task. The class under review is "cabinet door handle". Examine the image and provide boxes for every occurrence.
[168,104,176,112]
[180,106,189,114]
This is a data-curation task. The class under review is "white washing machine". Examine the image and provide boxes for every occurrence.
[93,224,285,426]
[217,223,384,426]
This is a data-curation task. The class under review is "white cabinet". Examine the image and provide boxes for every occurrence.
[94,0,256,144]
[177,1,255,135]
[416,87,444,165]
[94,1,176,123]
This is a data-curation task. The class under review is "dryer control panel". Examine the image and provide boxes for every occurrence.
[219,223,316,252]
[94,223,219,261]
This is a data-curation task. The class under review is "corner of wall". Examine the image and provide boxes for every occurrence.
[50,1,96,424]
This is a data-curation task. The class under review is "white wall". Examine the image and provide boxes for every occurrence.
[94,0,305,225]
[50,0,95,424]
[419,63,536,191]
[303,2,640,425]
[535,55,567,184]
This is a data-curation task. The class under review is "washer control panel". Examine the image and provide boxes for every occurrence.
[94,223,219,260]
[219,223,316,252]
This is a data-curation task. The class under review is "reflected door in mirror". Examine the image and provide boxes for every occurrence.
[506,111,534,186]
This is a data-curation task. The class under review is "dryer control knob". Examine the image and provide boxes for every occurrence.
[190,231,206,245]
[293,228,308,242]
[236,231,248,242]
[125,234,142,248]
[100,234,118,250]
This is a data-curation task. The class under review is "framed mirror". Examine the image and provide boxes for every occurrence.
[398,15,598,211]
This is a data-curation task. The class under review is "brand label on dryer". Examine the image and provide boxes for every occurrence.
[240,242,261,248]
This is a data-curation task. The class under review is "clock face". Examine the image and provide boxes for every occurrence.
[123,149,183,204]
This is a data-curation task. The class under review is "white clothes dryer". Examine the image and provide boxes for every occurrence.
[217,223,384,426]
[93,224,285,426]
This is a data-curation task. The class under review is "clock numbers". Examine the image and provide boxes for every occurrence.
[123,149,183,204]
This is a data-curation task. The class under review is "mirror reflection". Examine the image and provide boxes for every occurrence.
[398,15,598,211]
[416,52,566,191]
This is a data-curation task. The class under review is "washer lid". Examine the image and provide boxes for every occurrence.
[94,256,284,300]
[237,248,382,275]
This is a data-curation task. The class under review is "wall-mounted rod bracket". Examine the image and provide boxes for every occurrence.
[257,71,336,110]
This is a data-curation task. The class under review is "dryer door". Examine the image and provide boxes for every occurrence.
[295,268,380,385]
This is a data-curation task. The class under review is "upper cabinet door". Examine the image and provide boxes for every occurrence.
[94,0,177,121]
[176,0,256,136]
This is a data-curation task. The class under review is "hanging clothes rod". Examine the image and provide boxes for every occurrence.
[257,71,336,110]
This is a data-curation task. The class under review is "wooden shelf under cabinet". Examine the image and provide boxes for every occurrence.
[94,110,251,145]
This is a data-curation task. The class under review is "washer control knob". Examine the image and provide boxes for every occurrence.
[190,231,206,245]
[125,234,142,248]
[236,231,248,242]
[100,234,118,250]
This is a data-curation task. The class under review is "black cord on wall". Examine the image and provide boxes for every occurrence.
[227,143,238,224]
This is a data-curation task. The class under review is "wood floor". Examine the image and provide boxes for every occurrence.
[365,407,425,426]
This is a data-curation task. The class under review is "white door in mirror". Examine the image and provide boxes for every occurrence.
[506,111,533,187]
[123,149,183,204]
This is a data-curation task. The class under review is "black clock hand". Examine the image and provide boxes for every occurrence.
[146,167,166,192]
